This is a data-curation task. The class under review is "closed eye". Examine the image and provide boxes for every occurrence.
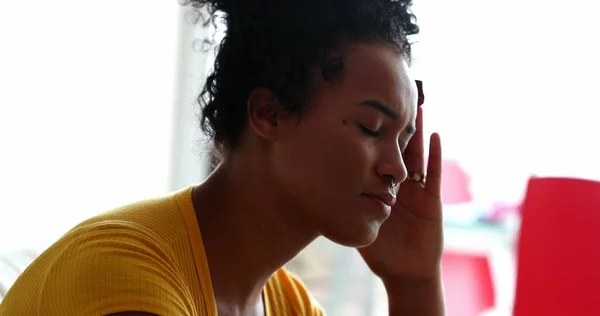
[359,125,380,137]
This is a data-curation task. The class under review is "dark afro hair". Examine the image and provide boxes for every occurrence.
[182,0,419,157]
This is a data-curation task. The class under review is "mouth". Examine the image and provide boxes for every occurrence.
[362,192,396,208]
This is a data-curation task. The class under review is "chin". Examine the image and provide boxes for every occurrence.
[322,220,382,248]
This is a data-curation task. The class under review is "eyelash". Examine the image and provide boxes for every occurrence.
[360,124,410,153]
[359,125,380,137]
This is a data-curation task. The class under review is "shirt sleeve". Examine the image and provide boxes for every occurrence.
[268,268,326,316]
[38,227,194,316]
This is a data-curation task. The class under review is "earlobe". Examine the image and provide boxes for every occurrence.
[247,88,283,141]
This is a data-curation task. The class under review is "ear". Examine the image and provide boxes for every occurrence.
[247,88,292,142]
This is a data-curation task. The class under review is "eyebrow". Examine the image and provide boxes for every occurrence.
[359,99,398,120]
[358,99,416,134]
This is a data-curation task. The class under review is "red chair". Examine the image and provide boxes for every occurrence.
[513,177,600,316]
[442,252,496,316]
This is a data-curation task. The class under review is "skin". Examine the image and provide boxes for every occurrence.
[111,42,444,316]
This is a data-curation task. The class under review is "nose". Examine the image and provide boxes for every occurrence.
[375,143,408,188]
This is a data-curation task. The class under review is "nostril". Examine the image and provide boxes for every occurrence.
[383,174,397,188]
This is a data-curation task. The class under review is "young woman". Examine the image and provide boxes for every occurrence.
[0,0,444,315]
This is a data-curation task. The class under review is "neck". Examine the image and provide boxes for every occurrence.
[192,154,318,313]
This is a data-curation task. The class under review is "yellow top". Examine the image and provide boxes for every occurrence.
[0,187,324,316]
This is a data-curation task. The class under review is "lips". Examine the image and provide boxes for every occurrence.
[363,191,396,208]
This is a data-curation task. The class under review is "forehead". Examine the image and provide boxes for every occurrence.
[333,43,418,121]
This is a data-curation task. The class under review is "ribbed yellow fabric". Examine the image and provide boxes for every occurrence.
[0,186,324,316]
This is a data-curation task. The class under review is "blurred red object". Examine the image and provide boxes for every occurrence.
[440,159,473,204]
[513,177,600,316]
[442,252,495,316]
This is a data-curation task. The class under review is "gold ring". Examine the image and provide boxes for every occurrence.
[408,171,426,184]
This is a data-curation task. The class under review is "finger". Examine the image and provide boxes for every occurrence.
[425,132,442,198]
[403,106,424,173]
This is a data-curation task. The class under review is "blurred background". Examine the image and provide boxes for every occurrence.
[1,0,599,315]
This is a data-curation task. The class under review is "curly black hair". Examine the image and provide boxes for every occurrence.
[183,0,419,157]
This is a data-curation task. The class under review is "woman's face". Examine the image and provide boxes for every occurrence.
[271,43,418,247]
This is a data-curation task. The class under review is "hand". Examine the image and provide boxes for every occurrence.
[358,107,443,281]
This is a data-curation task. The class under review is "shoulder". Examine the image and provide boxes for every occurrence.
[70,188,192,244]
[44,224,193,315]
[2,227,194,316]
[1,188,199,316]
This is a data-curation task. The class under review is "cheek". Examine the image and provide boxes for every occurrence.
[276,122,374,196]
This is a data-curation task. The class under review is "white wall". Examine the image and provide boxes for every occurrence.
[411,0,600,206]
[0,0,204,250]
